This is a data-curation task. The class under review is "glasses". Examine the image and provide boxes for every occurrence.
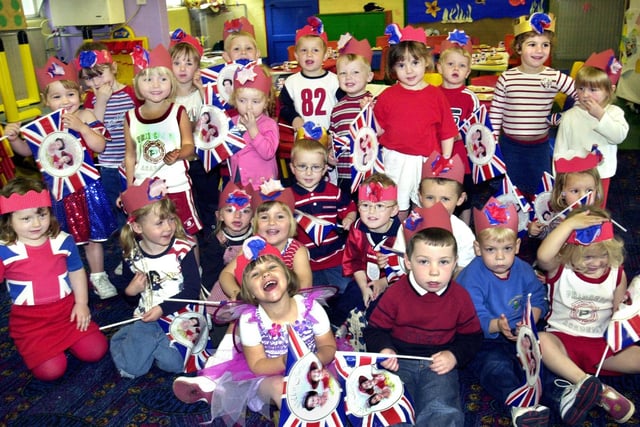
[292,164,325,173]
[358,202,395,212]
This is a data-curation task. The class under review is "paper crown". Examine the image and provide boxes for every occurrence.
[296,16,328,44]
[0,189,51,214]
[131,44,173,75]
[384,23,427,45]
[358,181,397,203]
[234,62,272,95]
[234,236,282,284]
[403,203,452,242]
[252,179,296,213]
[337,33,373,63]
[218,181,253,212]
[223,17,255,40]
[567,221,614,246]
[35,56,78,91]
[473,196,518,234]
[296,122,329,147]
[75,49,113,70]
[170,28,204,56]
[439,29,473,55]
[584,49,622,85]
[121,178,168,218]
[554,148,602,174]
[513,12,556,37]
[421,151,465,184]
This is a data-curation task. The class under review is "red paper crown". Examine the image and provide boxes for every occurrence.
[223,17,255,40]
[170,28,204,56]
[0,189,51,214]
[473,196,518,234]
[439,29,473,55]
[567,221,614,246]
[218,181,253,212]
[296,16,328,44]
[75,49,113,70]
[35,56,78,91]
[403,203,452,242]
[338,34,373,63]
[234,62,272,95]
[401,25,427,44]
[252,179,296,213]
[234,236,283,285]
[358,181,397,203]
[131,44,173,75]
[421,151,465,184]
[554,150,600,174]
[584,49,622,85]
[121,178,168,219]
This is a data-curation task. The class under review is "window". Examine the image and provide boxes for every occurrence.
[166,0,184,8]
[21,0,43,17]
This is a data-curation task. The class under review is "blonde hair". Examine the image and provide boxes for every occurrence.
[551,169,603,212]
[295,35,328,51]
[133,67,177,101]
[336,54,372,72]
[169,42,202,63]
[253,200,297,237]
[575,65,614,105]
[119,198,188,259]
[239,254,299,305]
[229,64,276,117]
[386,41,434,81]
[439,47,472,64]
[223,31,258,52]
[291,138,328,164]
[362,172,397,189]
[477,227,518,245]
[419,177,464,199]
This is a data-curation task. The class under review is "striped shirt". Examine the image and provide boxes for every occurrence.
[489,67,576,141]
[329,92,370,179]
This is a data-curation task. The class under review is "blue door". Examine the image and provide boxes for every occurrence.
[264,0,318,65]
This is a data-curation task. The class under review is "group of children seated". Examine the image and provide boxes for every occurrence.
[0,8,635,427]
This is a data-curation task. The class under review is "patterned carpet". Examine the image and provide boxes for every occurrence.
[1,151,639,426]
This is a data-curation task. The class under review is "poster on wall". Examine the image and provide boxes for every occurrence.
[407,0,546,24]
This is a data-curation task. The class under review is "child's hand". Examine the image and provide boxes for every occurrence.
[430,350,456,375]
[163,148,181,165]
[360,95,375,109]
[379,348,399,371]
[341,213,355,231]
[528,220,544,237]
[566,210,606,230]
[581,97,605,121]
[126,271,147,295]
[375,252,389,269]
[3,122,21,141]
[193,70,204,91]
[360,285,374,307]
[238,110,258,134]
[70,302,92,331]
[141,305,163,322]
[95,82,114,102]
[369,278,388,300]
[62,112,86,133]
[497,313,516,340]
[327,150,338,166]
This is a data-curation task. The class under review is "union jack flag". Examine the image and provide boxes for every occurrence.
[20,109,102,201]
[459,105,507,184]
[346,104,384,194]
[334,351,415,427]
[548,191,594,224]
[294,210,337,246]
[200,60,252,108]
[157,303,213,373]
[378,245,405,284]
[605,276,640,353]
[495,175,532,235]
[531,172,555,224]
[194,109,246,172]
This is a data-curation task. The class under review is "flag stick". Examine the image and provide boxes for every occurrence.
[99,317,140,331]
[594,345,609,377]
[337,350,433,362]
[611,219,627,233]
[547,191,593,223]
[164,298,225,306]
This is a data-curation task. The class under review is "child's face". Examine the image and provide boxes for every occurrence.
[518,34,551,73]
[437,51,471,87]
[137,70,172,103]
[473,235,520,279]
[562,173,597,207]
[245,258,288,304]
[217,204,253,234]
[132,210,177,253]
[256,204,292,249]
[290,150,327,191]
[10,207,50,246]
[295,37,327,76]
[224,35,260,62]
[337,58,373,96]
[393,54,427,90]
[576,244,610,278]
[81,65,117,91]
[419,179,465,215]
[234,87,267,117]
[577,84,608,108]
[172,53,200,85]
[45,81,81,113]
[405,240,456,293]
[357,199,399,233]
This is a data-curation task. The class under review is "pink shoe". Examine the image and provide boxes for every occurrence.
[172,376,216,404]
[600,384,635,423]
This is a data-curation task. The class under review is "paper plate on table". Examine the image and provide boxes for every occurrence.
[468,85,494,93]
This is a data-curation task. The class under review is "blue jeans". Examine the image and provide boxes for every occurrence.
[99,166,127,229]
[499,134,551,197]
[312,265,351,293]
[397,359,464,427]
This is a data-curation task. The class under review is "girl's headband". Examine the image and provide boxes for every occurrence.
[0,190,52,214]
[234,62,272,95]
[567,221,614,246]
[358,182,397,203]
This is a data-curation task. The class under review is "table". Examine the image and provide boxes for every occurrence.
[471,50,509,74]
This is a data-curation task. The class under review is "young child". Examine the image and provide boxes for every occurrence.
[110,178,201,378]
[374,24,458,219]
[554,49,628,206]
[0,177,108,381]
[289,139,357,292]
[489,13,577,197]
[457,197,549,426]
[228,62,279,189]
[5,56,118,299]
[536,207,637,424]
[279,17,342,132]
[222,17,260,63]
[342,174,405,316]
[436,30,480,224]
[418,151,476,270]
[329,35,374,196]
[124,45,203,237]
[75,41,141,228]
[364,203,483,426]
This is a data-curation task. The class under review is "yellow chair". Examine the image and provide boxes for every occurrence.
[555,60,584,110]
[424,72,443,86]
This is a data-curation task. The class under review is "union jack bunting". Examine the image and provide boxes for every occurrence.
[157,303,213,373]
[532,172,555,225]
[605,276,640,353]
[459,105,507,184]
[495,174,532,235]
[506,294,542,408]
[280,325,347,427]
[347,104,384,194]
[334,351,415,427]
[20,109,102,201]
[294,209,337,246]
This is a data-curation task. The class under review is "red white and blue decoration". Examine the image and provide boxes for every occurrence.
[379,244,406,284]
[604,276,640,354]
[294,209,337,246]
[506,293,542,408]
[20,109,102,201]
[459,105,507,185]
[334,352,415,427]
[157,303,213,373]
[280,325,346,427]
[200,59,253,109]
[495,174,532,235]
[193,104,245,172]
[532,172,555,225]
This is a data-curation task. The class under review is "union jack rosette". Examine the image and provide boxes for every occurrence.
[200,59,254,109]
[193,104,245,171]
[459,105,507,184]
[495,174,532,235]
[20,109,102,201]
[532,172,555,225]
